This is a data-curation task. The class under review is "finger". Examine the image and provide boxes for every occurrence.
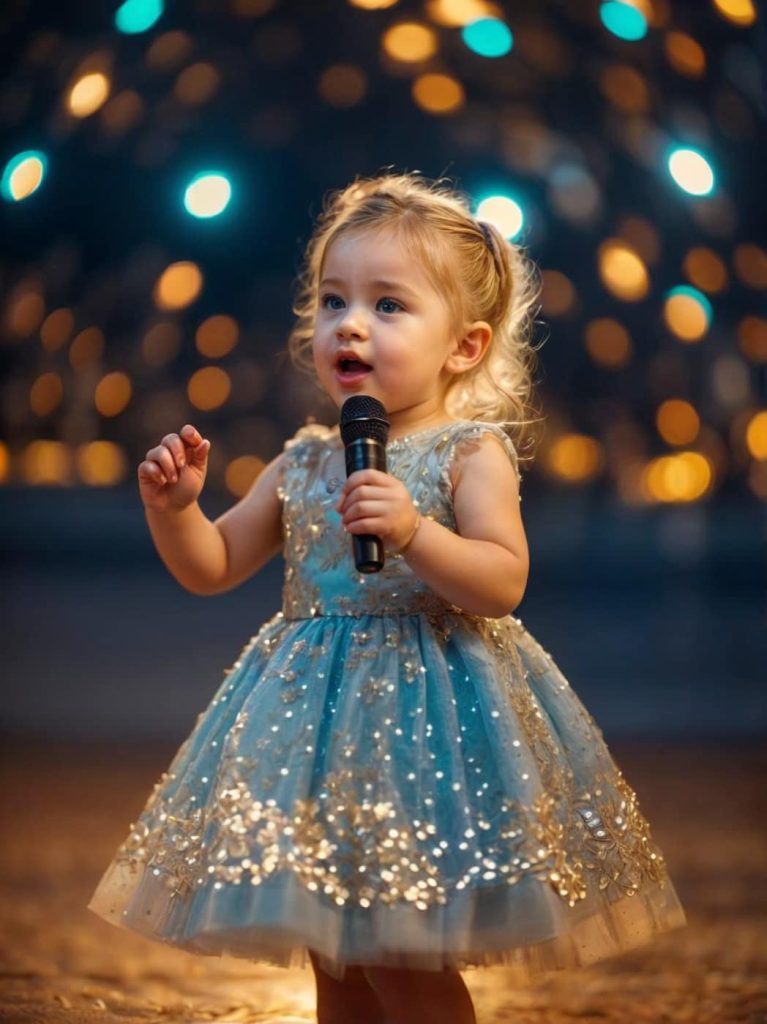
[161,433,187,471]
[345,469,389,488]
[343,499,388,522]
[345,517,385,535]
[189,437,210,461]
[139,460,168,486]
[147,446,178,482]
[180,425,209,460]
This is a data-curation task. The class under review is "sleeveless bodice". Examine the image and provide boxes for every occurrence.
[276,419,520,620]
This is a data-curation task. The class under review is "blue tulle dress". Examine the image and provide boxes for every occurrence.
[87,419,687,982]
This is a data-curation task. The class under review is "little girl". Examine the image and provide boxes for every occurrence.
[88,171,687,1024]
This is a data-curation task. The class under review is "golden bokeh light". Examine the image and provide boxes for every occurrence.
[425,0,502,26]
[382,22,438,62]
[540,270,577,316]
[516,26,571,77]
[712,0,757,26]
[76,441,128,486]
[348,0,399,8]
[40,308,75,351]
[663,291,709,341]
[745,410,767,460]
[154,262,204,311]
[627,0,671,26]
[225,454,265,497]
[548,434,603,482]
[412,73,464,114]
[597,240,650,301]
[663,31,706,77]
[146,30,194,70]
[101,90,144,136]
[188,366,231,410]
[584,318,632,368]
[142,321,183,367]
[30,372,64,417]
[644,451,712,503]
[196,315,239,358]
[599,65,650,114]
[683,247,728,293]
[174,62,221,105]
[6,156,45,201]
[319,64,368,107]
[733,243,767,289]
[0,442,9,484]
[94,372,132,417]
[617,216,660,265]
[70,326,105,368]
[5,284,45,337]
[738,317,767,363]
[21,440,74,485]
[656,399,700,446]
[68,72,111,117]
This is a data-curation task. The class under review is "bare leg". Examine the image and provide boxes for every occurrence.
[362,964,477,1024]
[308,949,389,1024]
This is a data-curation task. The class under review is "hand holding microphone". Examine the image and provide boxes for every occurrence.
[336,396,421,573]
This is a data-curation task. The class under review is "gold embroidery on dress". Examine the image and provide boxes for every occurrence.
[102,420,672,919]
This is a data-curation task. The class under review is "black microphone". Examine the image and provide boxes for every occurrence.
[339,395,391,574]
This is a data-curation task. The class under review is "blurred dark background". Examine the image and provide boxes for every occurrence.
[1,0,765,744]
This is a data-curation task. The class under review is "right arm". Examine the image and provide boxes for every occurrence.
[140,424,285,596]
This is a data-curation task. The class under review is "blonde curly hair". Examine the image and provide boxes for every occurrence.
[288,170,545,468]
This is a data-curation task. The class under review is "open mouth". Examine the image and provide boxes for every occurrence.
[335,357,373,386]
[337,358,372,374]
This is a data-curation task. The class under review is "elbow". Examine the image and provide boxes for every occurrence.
[489,563,528,618]
[182,577,224,596]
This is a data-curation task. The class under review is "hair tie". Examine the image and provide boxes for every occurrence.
[478,220,500,275]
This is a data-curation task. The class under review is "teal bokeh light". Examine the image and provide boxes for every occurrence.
[600,1,648,41]
[461,18,513,58]
[665,285,713,326]
[474,193,525,240]
[183,171,233,219]
[1,150,47,202]
[115,0,164,34]
[666,146,716,196]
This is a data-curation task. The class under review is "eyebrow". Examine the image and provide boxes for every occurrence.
[319,277,419,297]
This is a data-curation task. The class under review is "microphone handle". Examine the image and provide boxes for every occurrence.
[345,437,387,574]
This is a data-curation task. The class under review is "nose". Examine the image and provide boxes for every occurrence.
[336,305,368,340]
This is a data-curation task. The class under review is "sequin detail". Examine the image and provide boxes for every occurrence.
[88,418,685,973]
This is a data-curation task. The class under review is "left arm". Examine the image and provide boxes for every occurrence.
[335,434,529,617]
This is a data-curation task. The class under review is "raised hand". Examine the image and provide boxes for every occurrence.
[138,424,211,513]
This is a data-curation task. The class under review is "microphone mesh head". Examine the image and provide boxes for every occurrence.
[340,395,390,445]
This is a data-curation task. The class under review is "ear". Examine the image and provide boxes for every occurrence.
[444,320,493,375]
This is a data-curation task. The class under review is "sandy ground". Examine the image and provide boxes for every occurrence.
[1,734,765,1024]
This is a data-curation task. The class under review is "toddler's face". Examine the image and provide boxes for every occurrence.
[312,228,459,423]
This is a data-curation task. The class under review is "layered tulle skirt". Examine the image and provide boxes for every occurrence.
[87,609,687,981]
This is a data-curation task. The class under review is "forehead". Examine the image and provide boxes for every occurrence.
[320,228,435,294]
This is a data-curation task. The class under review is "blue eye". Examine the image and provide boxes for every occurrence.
[321,294,344,310]
[378,298,402,313]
